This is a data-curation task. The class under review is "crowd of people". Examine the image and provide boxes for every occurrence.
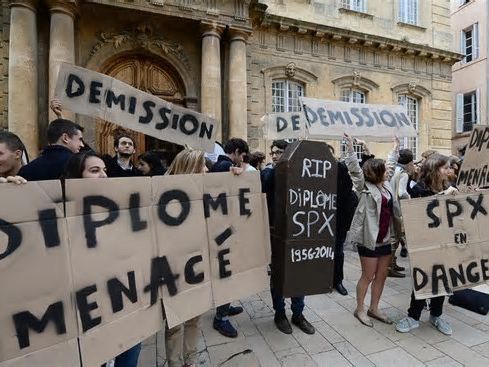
[0,101,468,366]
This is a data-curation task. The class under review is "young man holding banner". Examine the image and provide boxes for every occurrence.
[210,138,248,338]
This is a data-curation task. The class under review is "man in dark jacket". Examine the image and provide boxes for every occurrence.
[104,134,142,177]
[261,140,315,336]
[334,159,358,295]
[210,138,249,338]
[18,119,84,181]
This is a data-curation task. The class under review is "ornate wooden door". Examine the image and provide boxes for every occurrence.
[97,55,186,155]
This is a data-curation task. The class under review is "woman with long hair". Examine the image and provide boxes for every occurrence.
[165,149,206,367]
[344,134,400,327]
[64,151,108,179]
[396,154,456,336]
[64,152,147,367]
[137,151,166,176]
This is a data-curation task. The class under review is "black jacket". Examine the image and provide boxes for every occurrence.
[103,155,142,178]
[336,161,358,245]
[18,145,73,181]
[410,181,435,198]
[260,167,275,224]
[211,155,234,173]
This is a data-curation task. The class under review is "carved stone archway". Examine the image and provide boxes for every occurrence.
[83,24,197,155]
[96,54,187,155]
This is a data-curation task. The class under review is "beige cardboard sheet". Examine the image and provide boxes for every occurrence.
[55,63,217,152]
[402,191,489,299]
[0,173,270,364]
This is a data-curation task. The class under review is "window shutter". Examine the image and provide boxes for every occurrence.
[476,88,481,124]
[460,30,465,58]
[474,22,480,59]
[456,93,464,133]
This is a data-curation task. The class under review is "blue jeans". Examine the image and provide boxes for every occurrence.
[113,343,141,367]
[270,287,304,317]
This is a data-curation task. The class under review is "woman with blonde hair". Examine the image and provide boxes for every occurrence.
[396,153,456,336]
[165,149,206,367]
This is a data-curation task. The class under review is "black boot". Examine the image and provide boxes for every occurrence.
[335,282,348,296]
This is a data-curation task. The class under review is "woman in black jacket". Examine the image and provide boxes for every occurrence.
[396,153,456,336]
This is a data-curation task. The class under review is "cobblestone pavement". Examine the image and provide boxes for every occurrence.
[138,252,489,366]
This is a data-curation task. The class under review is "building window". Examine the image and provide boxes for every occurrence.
[398,95,419,159]
[340,0,367,13]
[340,140,364,161]
[399,0,418,25]
[341,89,366,103]
[461,23,479,63]
[271,80,304,113]
[458,0,471,6]
[456,91,478,133]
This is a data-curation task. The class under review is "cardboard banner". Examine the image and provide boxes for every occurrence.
[263,98,417,141]
[457,126,489,191]
[0,173,270,366]
[262,112,307,140]
[401,191,489,300]
[272,140,337,297]
[54,63,218,152]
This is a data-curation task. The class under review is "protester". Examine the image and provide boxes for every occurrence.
[249,151,266,171]
[104,134,142,177]
[164,149,207,367]
[396,154,456,336]
[64,152,142,366]
[18,119,84,181]
[262,139,316,335]
[344,134,400,327]
[210,138,248,338]
[388,149,414,278]
[331,143,358,296]
[242,153,257,172]
[0,131,26,179]
[64,151,108,179]
[137,151,166,176]
[447,155,461,187]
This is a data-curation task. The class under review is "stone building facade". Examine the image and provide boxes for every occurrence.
[451,0,488,152]
[1,0,460,159]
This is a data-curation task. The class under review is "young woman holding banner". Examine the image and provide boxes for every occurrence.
[343,134,400,327]
[65,152,142,367]
[396,154,456,336]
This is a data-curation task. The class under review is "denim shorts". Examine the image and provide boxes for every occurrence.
[357,244,392,258]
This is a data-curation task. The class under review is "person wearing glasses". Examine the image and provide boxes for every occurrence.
[261,140,316,336]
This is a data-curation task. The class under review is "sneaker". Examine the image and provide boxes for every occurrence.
[274,313,292,334]
[396,317,419,333]
[291,314,315,335]
[228,305,244,316]
[213,318,238,338]
[430,315,452,336]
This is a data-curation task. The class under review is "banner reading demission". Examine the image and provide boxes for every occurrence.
[55,63,218,152]
[262,98,417,141]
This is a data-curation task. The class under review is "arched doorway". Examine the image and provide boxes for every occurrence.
[96,53,186,157]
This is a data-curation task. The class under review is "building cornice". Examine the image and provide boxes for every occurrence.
[9,0,38,11]
[253,12,463,65]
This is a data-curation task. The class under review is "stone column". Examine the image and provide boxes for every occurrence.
[228,29,248,140]
[48,0,77,121]
[201,23,223,142]
[8,0,39,157]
